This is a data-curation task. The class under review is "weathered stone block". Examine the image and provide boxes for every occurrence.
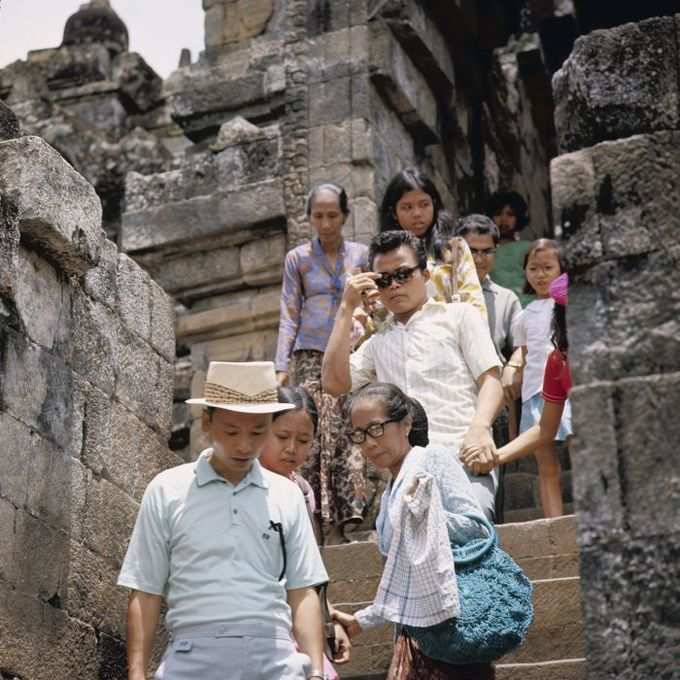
[0,498,15,584]
[12,509,68,602]
[124,153,219,213]
[0,412,32,508]
[240,232,286,286]
[501,472,538,511]
[176,286,280,343]
[0,326,74,450]
[553,132,680,272]
[615,373,680,539]
[210,115,266,151]
[151,246,242,302]
[121,180,286,252]
[379,0,456,93]
[150,279,176,363]
[550,148,601,270]
[214,134,281,185]
[112,51,163,114]
[82,476,138,564]
[0,99,21,140]
[110,401,180,500]
[117,252,151,341]
[568,243,680,389]
[65,540,129,637]
[70,288,117,394]
[553,16,680,153]
[72,374,113,474]
[0,585,99,680]
[309,77,352,126]
[369,24,439,142]
[578,534,680,679]
[0,136,103,274]
[168,73,266,131]
[506,577,584,663]
[25,438,72,534]
[14,247,73,348]
[115,325,173,436]
[82,236,118,309]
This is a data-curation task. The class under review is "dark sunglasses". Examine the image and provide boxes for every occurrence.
[374,266,420,289]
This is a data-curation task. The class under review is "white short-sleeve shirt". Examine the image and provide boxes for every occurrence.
[117,453,328,633]
[511,298,555,402]
[349,299,501,450]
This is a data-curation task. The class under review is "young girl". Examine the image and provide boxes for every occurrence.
[380,168,486,315]
[507,240,572,517]
[259,386,351,678]
[260,386,321,537]
[275,181,367,540]
[463,274,572,476]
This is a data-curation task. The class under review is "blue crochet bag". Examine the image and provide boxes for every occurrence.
[402,513,533,664]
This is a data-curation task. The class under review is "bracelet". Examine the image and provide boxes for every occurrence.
[505,362,523,369]
[307,674,325,680]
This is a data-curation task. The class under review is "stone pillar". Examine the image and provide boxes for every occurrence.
[0,133,179,678]
[551,15,680,678]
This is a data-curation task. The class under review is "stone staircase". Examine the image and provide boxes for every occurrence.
[324,515,585,679]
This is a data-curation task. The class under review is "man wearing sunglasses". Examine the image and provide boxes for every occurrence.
[322,230,503,520]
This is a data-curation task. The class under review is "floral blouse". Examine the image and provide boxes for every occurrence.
[428,237,486,316]
[275,238,368,372]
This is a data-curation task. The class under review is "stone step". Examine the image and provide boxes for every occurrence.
[325,515,580,603]
[496,658,586,680]
[334,576,584,672]
[503,577,584,664]
[326,516,584,678]
[338,657,587,680]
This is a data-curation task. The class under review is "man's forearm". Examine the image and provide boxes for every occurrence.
[127,591,162,679]
[472,368,504,427]
[289,587,325,673]
[321,302,355,396]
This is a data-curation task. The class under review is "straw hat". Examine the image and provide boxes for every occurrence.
[187,361,295,414]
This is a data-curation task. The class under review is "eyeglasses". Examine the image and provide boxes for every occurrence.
[349,418,401,444]
[469,248,497,258]
[374,266,420,289]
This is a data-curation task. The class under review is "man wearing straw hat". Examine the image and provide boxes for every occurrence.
[118,361,330,680]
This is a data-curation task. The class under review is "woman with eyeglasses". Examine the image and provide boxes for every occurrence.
[332,382,494,679]
[275,182,368,543]
[380,168,486,316]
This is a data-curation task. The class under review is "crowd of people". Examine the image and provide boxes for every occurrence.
[118,169,572,678]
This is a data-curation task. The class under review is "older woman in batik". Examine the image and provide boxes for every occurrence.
[275,182,367,542]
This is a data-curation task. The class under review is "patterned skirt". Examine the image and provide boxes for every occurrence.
[291,349,367,527]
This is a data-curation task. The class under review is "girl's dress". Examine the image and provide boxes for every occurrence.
[276,238,368,527]
[512,298,572,439]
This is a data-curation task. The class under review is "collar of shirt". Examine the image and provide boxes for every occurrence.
[482,275,495,293]
[379,297,445,331]
[194,451,269,492]
[311,237,346,262]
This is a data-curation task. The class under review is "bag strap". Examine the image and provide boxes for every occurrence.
[451,513,497,566]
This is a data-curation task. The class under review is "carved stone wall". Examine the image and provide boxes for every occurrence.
[551,14,680,679]
[0,1,179,241]
[0,129,178,679]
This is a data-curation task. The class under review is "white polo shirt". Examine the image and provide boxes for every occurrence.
[117,452,328,633]
[349,299,501,450]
